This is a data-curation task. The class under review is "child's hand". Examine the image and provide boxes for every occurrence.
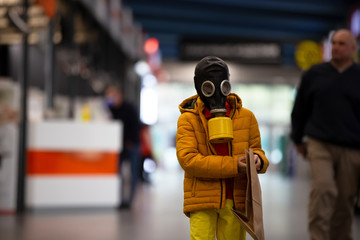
[254,154,261,171]
[238,154,262,173]
[237,156,246,173]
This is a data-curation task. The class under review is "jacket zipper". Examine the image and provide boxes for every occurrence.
[220,179,223,209]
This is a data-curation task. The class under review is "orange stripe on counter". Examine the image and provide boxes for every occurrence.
[27,150,119,175]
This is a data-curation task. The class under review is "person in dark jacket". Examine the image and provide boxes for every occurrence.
[105,85,141,209]
[290,29,360,240]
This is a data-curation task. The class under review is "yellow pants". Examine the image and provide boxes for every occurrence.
[190,199,246,240]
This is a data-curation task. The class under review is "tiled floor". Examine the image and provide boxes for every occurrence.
[0,162,359,240]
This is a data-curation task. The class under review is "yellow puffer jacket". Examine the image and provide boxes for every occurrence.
[176,93,269,217]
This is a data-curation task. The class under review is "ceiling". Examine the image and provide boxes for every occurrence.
[122,0,358,59]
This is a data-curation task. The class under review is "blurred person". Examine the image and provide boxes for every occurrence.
[176,56,269,240]
[291,29,360,240]
[105,85,141,209]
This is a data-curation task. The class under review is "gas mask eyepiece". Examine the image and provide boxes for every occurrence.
[201,81,215,97]
[220,80,231,96]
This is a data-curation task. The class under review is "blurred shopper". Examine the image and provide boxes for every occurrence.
[291,29,360,240]
[176,56,269,240]
[105,85,141,209]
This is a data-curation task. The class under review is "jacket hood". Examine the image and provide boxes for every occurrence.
[179,93,242,116]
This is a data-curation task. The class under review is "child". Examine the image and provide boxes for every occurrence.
[176,56,269,240]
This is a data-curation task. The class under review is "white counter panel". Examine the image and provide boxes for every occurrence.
[27,176,120,208]
[28,121,122,151]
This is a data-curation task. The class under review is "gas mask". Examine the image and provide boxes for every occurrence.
[194,56,233,143]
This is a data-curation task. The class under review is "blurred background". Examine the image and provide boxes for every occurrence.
[0,0,359,239]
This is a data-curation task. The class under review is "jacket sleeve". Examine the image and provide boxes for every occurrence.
[249,112,269,173]
[176,113,238,179]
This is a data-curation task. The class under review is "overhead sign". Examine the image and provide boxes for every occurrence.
[181,40,282,64]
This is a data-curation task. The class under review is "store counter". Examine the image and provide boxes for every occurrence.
[26,121,122,208]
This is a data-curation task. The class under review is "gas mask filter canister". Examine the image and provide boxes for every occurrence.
[208,117,233,143]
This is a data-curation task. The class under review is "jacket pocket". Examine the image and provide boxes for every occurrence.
[191,177,197,197]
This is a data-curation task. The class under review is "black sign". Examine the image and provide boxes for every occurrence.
[181,41,282,64]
